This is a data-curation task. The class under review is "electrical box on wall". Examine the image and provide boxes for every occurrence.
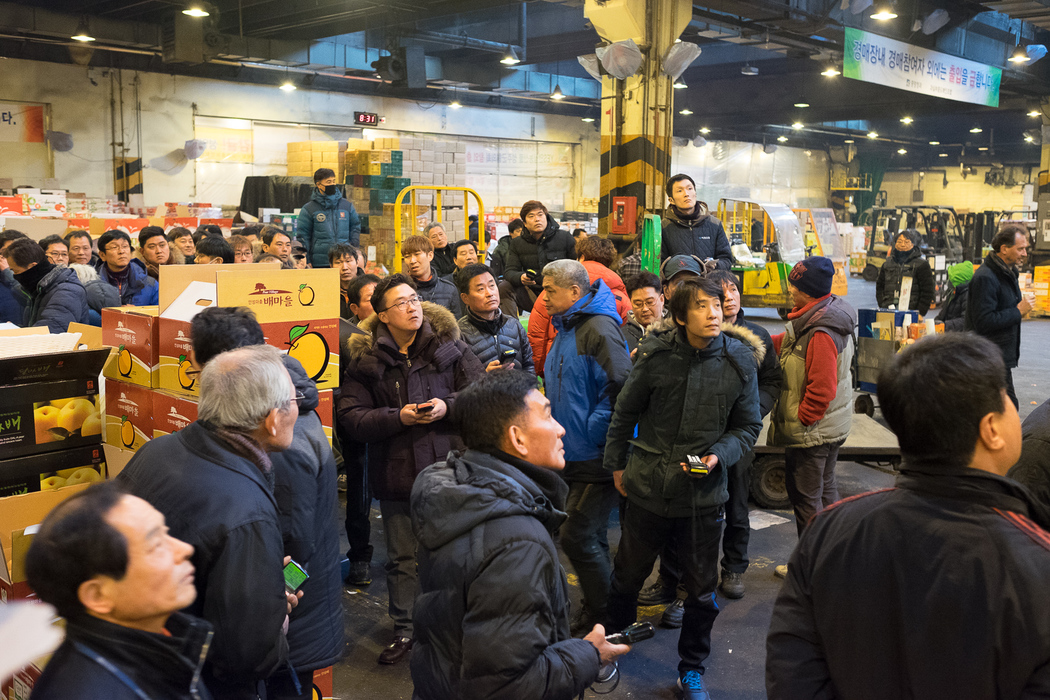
[610,196,636,235]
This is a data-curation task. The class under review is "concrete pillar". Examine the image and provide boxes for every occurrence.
[585,0,691,238]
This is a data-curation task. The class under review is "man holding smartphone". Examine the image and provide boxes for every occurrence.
[456,263,535,374]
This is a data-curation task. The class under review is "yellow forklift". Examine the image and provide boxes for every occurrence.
[717,198,808,319]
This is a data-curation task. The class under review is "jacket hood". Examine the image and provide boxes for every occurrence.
[663,201,711,229]
[553,279,621,331]
[39,265,81,293]
[311,188,343,208]
[639,316,764,364]
[722,322,767,365]
[411,449,567,551]
[281,354,319,413]
[345,301,460,363]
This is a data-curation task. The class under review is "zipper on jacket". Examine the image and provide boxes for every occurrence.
[190,628,214,700]
[395,380,404,408]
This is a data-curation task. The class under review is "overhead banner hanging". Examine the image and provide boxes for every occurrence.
[843,27,1001,107]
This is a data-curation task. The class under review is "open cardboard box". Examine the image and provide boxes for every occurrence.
[101,307,160,388]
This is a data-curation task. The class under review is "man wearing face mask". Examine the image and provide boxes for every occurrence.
[659,174,734,271]
[296,168,361,269]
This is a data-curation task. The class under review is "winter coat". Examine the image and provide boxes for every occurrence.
[432,245,457,278]
[528,261,630,376]
[98,259,160,306]
[487,235,513,279]
[416,272,462,317]
[875,247,935,312]
[659,203,734,270]
[1007,397,1050,514]
[936,281,969,332]
[504,218,577,290]
[410,449,602,700]
[604,324,763,518]
[31,613,214,700]
[271,355,344,672]
[117,421,288,700]
[965,251,1023,368]
[735,307,783,418]
[83,278,121,326]
[295,189,361,268]
[22,266,91,333]
[767,463,1050,700]
[769,295,856,448]
[0,268,24,325]
[457,308,534,372]
[339,302,484,501]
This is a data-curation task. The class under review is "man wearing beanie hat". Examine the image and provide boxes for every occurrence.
[936,261,974,332]
[767,256,857,577]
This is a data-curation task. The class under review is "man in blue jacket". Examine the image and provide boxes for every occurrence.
[296,167,361,268]
[6,237,91,333]
[96,230,159,306]
[541,259,632,635]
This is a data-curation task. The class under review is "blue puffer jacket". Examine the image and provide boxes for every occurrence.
[23,266,92,333]
[544,279,632,481]
[98,259,159,306]
[296,189,361,268]
[0,269,26,324]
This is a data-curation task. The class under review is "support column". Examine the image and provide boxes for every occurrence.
[585,0,691,238]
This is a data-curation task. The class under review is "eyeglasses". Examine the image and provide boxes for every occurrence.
[105,244,131,254]
[632,298,660,309]
[281,392,307,411]
[381,295,423,313]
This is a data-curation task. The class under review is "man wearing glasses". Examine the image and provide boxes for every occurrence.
[96,230,159,306]
[623,271,669,352]
[339,273,484,666]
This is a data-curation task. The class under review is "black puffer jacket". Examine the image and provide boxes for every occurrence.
[456,308,534,372]
[734,307,783,418]
[875,245,935,312]
[272,355,344,672]
[487,235,513,279]
[659,203,733,269]
[31,613,213,700]
[1007,397,1050,515]
[339,302,484,501]
[410,449,602,700]
[416,272,462,317]
[504,218,577,289]
[767,463,1050,700]
[117,422,288,700]
[432,245,457,278]
[936,281,969,332]
[965,251,1023,368]
[20,265,91,333]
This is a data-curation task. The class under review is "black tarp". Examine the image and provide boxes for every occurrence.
[239,176,315,218]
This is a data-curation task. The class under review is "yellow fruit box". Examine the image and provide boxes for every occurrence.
[0,348,109,461]
[0,443,106,500]
[102,306,159,388]
[152,390,198,439]
[104,379,152,452]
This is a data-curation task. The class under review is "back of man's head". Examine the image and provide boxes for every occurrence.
[878,333,1013,470]
[191,307,265,366]
[25,481,129,620]
[0,229,27,249]
[198,344,289,432]
[6,237,46,269]
[195,235,234,264]
[576,236,616,268]
[456,370,540,453]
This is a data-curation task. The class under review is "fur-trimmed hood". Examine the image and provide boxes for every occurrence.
[641,316,765,365]
[345,301,461,363]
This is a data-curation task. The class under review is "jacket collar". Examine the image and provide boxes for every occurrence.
[985,250,1018,280]
[464,306,504,336]
[180,422,278,507]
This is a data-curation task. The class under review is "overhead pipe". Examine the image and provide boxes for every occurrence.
[408,29,524,56]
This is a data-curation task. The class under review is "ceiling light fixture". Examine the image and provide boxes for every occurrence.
[551,84,565,100]
[279,82,296,92]
[182,5,210,17]
[741,63,759,76]
[821,65,841,77]
[582,117,595,122]
[939,152,948,157]
[900,116,913,124]
[71,17,95,42]
[970,125,983,133]
[680,109,693,115]
[1025,134,1035,142]
[844,139,855,143]
[777,135,789,142]
[929,140,940,145]
[673,81,688,89]
[699,127,710,134]
[500,46,521,65]
[897,148,907,154]
[1028,104,1041,117]
[870,2,898,20]
[450,100,462,109]
[1010,44,1031,63]
[794,102,810,108]
[867,131,879,139]
[792,121,804,130]
[978,146,989,151]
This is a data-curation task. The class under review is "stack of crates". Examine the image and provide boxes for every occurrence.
[286,141,346,180]
[1031,265,1050,317]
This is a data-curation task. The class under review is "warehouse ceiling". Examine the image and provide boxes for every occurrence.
[2,0,1050,168]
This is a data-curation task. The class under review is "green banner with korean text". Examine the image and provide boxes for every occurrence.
[843,27,1000,107]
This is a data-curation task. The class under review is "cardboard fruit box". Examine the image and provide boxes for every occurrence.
[0,444,106,499]
[152,390,198,439]
[102,306,159,388]
[104,380,152,452]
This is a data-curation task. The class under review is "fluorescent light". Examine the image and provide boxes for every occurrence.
[792,122,804,130]
[581,117,595,122]
[182,6,210,17]
[821,65,841,77]
[844,139,855,143]
[673,81,687,89]
[939,152,948,157]
[680,109,693,115]
[1028,109,1041,117]
[699,127,710,134]
[777,135,789,142]
[897,148,907,154]
[867,131,878,139]
[794,102,810,108]
[450,101,462,109]
[900,116,913,124]
[929,140,940,145]
[279,82,296,92]
[970,125,983,133]
[978,146,988,151]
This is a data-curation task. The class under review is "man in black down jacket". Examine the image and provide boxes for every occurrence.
[340,274,484,665]
[118,344,300,700]
[504,200,577,312]
[659,174,733,269]
[5,237,90,333]
[875,229,935,314]
[767,334,1050,700]
[402,234,461,316]
[188,307,344,699]
[456,263,534,373]
[410,370,629,700]
[964,223,1032,407]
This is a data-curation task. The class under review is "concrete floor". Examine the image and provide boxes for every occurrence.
[329,277,1050,699]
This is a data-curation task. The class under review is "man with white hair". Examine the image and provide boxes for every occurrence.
[118,344,300,700]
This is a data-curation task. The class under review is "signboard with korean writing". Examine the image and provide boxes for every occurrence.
[0,103,45,143]
[843,28,1000,107]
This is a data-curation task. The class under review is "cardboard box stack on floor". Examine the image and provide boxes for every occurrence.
[1031,265,1050,317]
[286,140,347,181]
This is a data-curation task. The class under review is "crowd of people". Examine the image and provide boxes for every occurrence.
[9,168,1050,700]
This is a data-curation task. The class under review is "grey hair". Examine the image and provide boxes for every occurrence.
[198,344,291,431]
[424,221,446,235]
[542,259,590,291]
[68,263,99,285]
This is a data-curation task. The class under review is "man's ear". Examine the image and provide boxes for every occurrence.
[263,408,279,438]
[460,292,469,305]
[78,577,116,616]
[506,423,528,459]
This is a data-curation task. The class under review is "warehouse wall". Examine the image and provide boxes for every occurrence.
[882,167,1035,213]
[0,58,600,207]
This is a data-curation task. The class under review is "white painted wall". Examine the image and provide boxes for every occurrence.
[882,167,1034,213]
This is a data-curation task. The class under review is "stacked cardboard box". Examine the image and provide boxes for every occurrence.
[101,307,160,453]
[286,141,347,180]
[1031,265,1050,317]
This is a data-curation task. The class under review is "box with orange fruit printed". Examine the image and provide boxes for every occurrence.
[102,306,159,388]
[103,380,152,452]
[0,349,109,461]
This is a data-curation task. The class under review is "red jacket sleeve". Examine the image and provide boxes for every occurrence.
[771,332,785,356]
[798,332,839,426]
[527,292,554,377]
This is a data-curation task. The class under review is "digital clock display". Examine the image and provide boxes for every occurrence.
[354,111,379,125]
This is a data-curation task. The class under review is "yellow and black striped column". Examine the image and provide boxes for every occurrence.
[114,157,143,201]
[599,132,672,236]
